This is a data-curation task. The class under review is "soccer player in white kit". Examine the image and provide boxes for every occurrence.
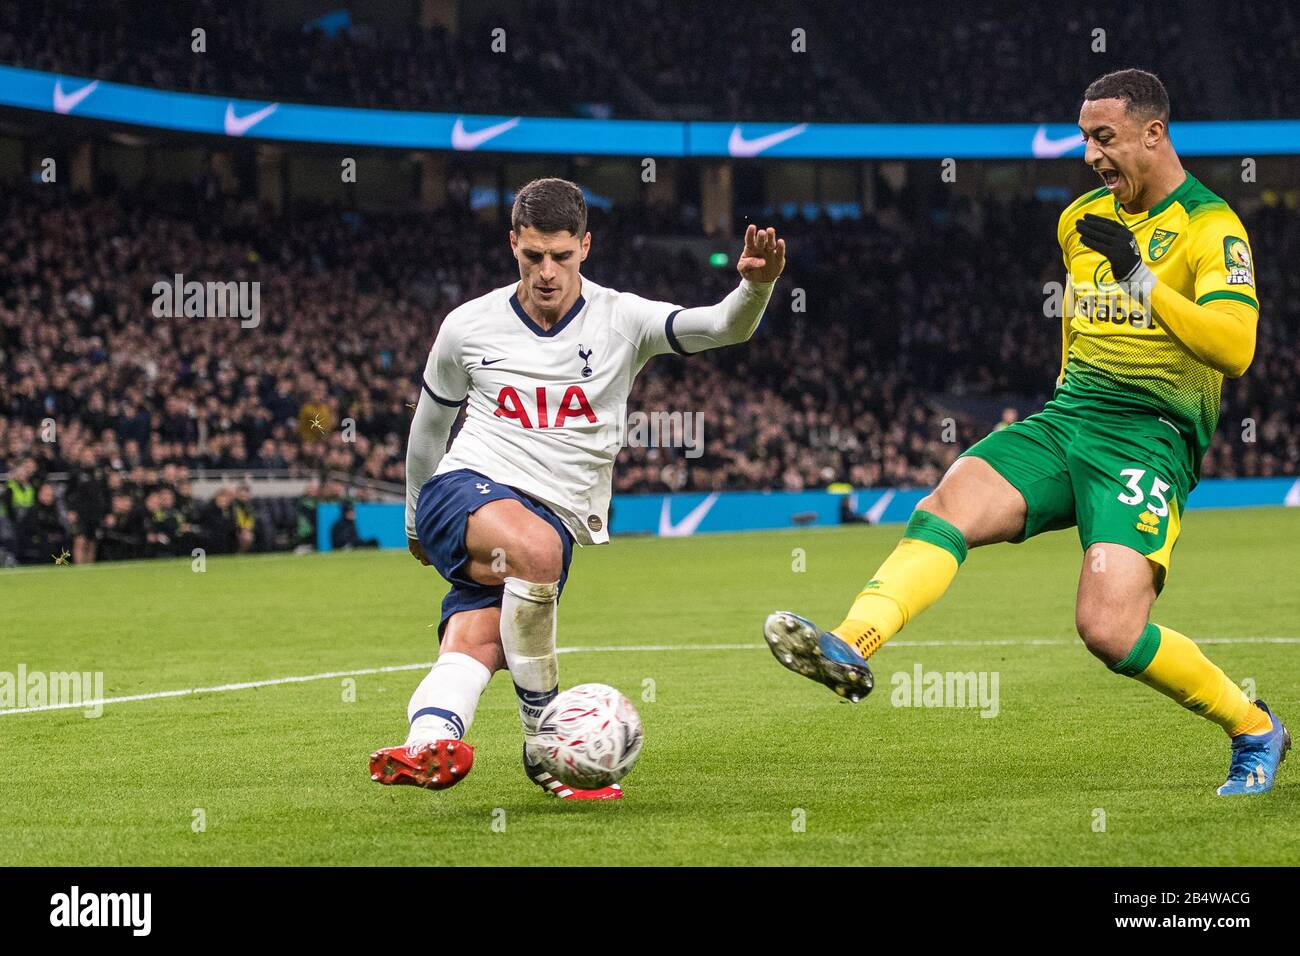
[369,178,785,798]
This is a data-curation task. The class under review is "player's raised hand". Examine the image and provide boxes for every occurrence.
[737,224,786,283]
[1076,213,1142,281]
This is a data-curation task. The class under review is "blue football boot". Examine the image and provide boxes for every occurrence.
[764,610,874,702]
[1216,700,1291,795]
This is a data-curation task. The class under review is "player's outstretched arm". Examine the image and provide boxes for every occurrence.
[668,225,786,353]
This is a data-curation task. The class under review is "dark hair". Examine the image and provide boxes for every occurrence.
[1083,69,1170,123]
[511,178,587,236]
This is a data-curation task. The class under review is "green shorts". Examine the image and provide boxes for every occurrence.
[961,401,1195,588]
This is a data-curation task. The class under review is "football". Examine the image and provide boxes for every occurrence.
[532,683,644,789]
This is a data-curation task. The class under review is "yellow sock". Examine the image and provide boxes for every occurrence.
[831,510,966,658]
[1113,623,1271,736]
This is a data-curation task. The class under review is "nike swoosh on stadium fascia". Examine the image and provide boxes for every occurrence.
[53,79,99,114]
[658,492,720,537]
[727,123,809,158]
[451,117,522,151]
[1285,479,1300,507]
[864,489,894,524]
[1031,126,1085,159]
[224,102,279,137]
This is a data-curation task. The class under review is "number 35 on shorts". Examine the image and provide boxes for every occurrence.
[1116,467,1173,539]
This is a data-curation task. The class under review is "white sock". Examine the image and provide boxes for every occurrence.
[500,576,560,736]
[405,651,493,746]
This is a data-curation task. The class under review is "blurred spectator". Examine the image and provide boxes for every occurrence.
[1,458,37,522]
[296,482,321,552]
[330,503,379,550]
[233,485,257,553]
[141,487,178,559]
[97,492,142,562]
[199,487,238,555]
[65,446,108,563]
[838,493,869,525]
[16,482,72,563]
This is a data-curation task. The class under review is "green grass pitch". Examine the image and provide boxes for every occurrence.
[3,507,1298,866]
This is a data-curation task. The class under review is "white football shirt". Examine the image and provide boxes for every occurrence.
[421,277,687,546]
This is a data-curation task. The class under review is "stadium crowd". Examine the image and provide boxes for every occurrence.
[2,175,1296,565]
[0,0,1286,121]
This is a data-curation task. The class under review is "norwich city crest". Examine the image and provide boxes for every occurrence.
[1148,228,1178,261]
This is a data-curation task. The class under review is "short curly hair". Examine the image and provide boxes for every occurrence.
[1083,69,1170,123]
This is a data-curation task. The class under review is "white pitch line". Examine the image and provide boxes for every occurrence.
[0,661,436,717]
[554,643,759,654]
[889,637,1300,647]
[1,638,1295,717]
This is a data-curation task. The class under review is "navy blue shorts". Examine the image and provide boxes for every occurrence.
[414,468,574,639]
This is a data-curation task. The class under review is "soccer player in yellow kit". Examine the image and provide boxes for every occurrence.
[765,69,1289,795]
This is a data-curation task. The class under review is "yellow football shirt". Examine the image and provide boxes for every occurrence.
[1054,173,1258,469]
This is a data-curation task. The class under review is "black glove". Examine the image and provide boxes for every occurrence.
[1076,213,1142,281]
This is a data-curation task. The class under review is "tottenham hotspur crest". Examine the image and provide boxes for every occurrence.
[578,345,593,377]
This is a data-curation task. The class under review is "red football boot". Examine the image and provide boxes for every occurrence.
[524,743,623,800]
[369,740,474,790]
